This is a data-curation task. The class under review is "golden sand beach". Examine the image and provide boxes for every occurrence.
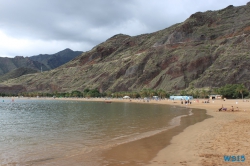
[57,97,250,165]
[25,97,250,165]
[146,99,250,166]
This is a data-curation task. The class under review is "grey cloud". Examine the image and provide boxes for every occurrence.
[0,0,249,57]
[0,0,135,40]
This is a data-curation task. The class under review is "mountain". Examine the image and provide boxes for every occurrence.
[29,48,83,70]
[0,56,48,76]
[1,2,250,94]
[0,67,38,82]
[0,49,83,82]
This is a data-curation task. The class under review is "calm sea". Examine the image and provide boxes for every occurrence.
[0,98,203,165]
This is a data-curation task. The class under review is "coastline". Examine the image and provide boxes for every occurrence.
[8,97,250,165]
[144,98,250,165]
[57,97,250,165]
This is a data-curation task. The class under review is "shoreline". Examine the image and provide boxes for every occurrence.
[5,97,250,165]
[100,107,209,166]
[54,97,250,165]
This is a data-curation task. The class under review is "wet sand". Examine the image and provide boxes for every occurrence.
[100,108,210,166]
[18,97,250,165]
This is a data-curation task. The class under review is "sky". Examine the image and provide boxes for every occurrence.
[0,0,249,57]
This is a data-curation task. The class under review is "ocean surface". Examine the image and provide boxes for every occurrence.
[0,98,204,165]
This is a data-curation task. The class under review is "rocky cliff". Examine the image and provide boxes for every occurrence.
[1,2,250,94]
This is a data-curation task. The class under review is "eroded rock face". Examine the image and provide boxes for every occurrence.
[0,85,26,94]
[2,3,250,94]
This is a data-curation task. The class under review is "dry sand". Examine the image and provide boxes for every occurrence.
[27,97,250,165]
[145,99,250,166]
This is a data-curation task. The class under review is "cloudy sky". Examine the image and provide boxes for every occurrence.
[0,0,249,57]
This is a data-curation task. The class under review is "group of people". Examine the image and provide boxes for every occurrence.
[181,99,191,105]
[218,105,239,111]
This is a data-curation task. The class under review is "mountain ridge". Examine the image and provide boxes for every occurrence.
[29,48,83,69]
[0,48,83,82]
[1,2,250,94]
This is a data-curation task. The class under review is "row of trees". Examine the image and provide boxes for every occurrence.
[106,89,170,99]
[14,88,170,99]
[0,93,15,97]
[18,88,102,98]
[180,84,249,99]
[1,84,249,99]
[215,84,248,99]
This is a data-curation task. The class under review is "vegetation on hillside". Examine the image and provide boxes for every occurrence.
[1,84,249,100]
[215,84,249,99]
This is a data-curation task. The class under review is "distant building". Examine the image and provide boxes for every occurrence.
[169,96,193,100]
[209,95,222,99]
[153,96,159,100]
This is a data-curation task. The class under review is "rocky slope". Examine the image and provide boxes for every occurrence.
[0,56,47,76]
[29,48,83,69]
[0,49,82,82]
[0,67,38,82]
[1,2,250,94]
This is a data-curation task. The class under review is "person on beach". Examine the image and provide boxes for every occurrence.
[219,105,223,111]
[219,105,227,111]
[231,106,234,111]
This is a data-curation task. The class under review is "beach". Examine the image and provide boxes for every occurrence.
[6,97,250,165]
[54,97,250,165]
[143,99,250,166]
[147,99,250,166]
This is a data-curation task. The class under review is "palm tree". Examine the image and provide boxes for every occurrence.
[149,89,156,98]
[157,89,166,99]
[189,86,195,97]
[180,90,187,96]
[194,89,200,98]
[201,89,208,99]
[140,89,148,98]
[236,84,246,101]
[106,91,112,97]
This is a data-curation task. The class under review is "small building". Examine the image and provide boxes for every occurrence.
[169,96,193,100]
[123,96,130,99]
[153,96,159,100]
[209,95,222,99]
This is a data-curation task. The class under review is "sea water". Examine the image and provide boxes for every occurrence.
[0,98,201,165]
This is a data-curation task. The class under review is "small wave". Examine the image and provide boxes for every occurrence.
[189,109,193,116]
[95,112,192,151]
[168,114,188,126]
[111,133,139,140]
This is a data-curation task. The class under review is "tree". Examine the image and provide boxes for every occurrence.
[217,84,249,99]
[236,84,248,101]
[149,89,156,98]
[105,91,112,97]
[131,92,139,98]
[201,89,208,99]
[140,89,148,98]
[194,90,200,98]
[157,89,166,99]
[86,88,101,97]
[180,90,187,96]
[71,90,83,97]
